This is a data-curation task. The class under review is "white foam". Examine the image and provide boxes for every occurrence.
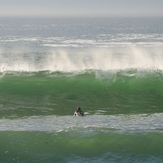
[0,42,163,72]
[44,46,163,71]
[43,44,83,48]
[0,37,39,42]
[0,113,162,132]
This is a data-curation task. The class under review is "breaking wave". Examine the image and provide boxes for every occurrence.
[0,43,163,72]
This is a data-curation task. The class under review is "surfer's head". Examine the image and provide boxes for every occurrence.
[77,107,81,112]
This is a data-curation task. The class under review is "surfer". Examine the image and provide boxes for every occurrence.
[74,107,84,116]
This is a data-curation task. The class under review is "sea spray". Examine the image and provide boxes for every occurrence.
[0,45,163,72]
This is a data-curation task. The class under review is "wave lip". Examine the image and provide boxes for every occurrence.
[0,44,163,72]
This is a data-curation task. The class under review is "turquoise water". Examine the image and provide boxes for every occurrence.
[0,131,163,163]
[0,71,163,118]
[0,17,163,162]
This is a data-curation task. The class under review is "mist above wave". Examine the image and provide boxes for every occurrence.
[0,43,163,72]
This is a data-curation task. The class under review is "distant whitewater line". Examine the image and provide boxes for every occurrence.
[0,45,163,72]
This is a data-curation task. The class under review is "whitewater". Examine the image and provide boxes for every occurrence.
[0,17,163,163]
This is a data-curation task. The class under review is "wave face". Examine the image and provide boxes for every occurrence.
[0,17,163,163]
[0,71,163,118]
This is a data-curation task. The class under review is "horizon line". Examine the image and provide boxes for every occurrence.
[0,15,163,19]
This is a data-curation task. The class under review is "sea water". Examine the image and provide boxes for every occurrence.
[0,17,163,162]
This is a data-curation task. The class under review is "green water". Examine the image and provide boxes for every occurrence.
[0,71,163,162]
[0,71,163,118]
[0,130,163,163]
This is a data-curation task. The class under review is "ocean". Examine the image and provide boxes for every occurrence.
[0,17,163,162]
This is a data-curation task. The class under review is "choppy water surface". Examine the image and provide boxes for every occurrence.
[0,17,163,162]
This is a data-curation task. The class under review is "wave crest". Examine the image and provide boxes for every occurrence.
[0,45,163,72]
